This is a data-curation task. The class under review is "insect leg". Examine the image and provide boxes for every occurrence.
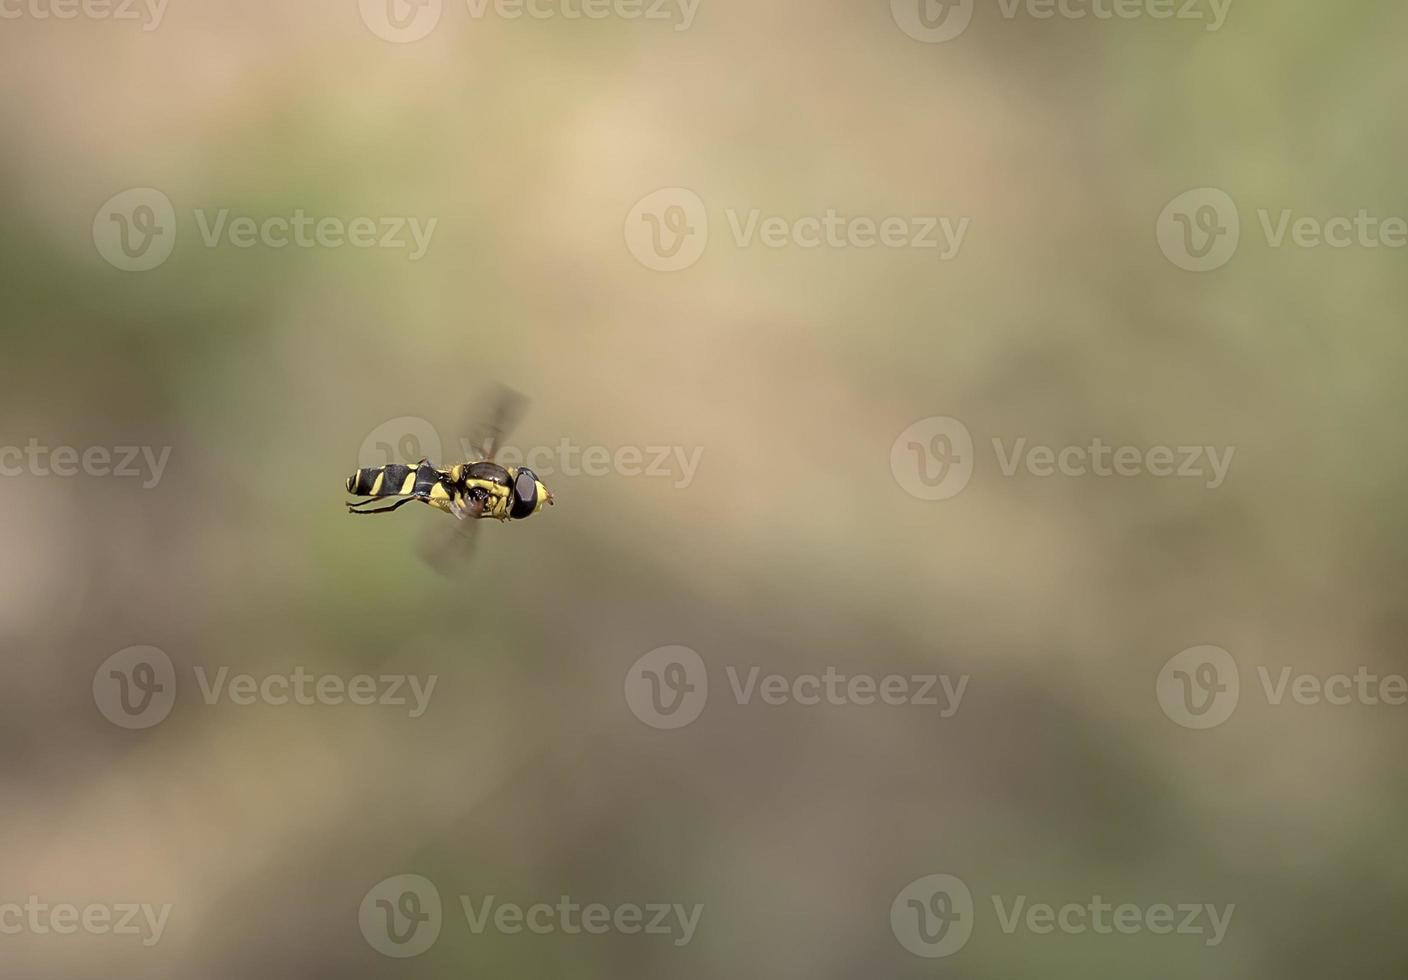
[346,497,422,515]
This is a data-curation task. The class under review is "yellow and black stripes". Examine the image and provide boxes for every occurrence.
[346,460,457,516]
[346,458,552,521]
[346,461,441,498]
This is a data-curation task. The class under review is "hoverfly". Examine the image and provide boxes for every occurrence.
[345,388,553,564]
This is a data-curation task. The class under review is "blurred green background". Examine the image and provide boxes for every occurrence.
[2,0,1407,977]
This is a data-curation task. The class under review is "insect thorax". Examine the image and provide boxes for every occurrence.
[455,461,513,520]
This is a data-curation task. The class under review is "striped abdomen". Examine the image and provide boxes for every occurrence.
[347,461,443,499]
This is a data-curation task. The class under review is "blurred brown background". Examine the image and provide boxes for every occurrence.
[2,0,1406,977]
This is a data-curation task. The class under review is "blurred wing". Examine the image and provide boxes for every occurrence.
[417,496,486,575]
[419,384,526,574]
[458,385,528,463]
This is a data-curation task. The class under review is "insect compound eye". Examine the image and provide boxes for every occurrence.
[510,468,538,520]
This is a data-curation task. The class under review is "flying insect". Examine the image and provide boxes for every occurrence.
[344,389,553,562]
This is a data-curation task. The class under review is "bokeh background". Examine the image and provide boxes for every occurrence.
[2,1,1407,977]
